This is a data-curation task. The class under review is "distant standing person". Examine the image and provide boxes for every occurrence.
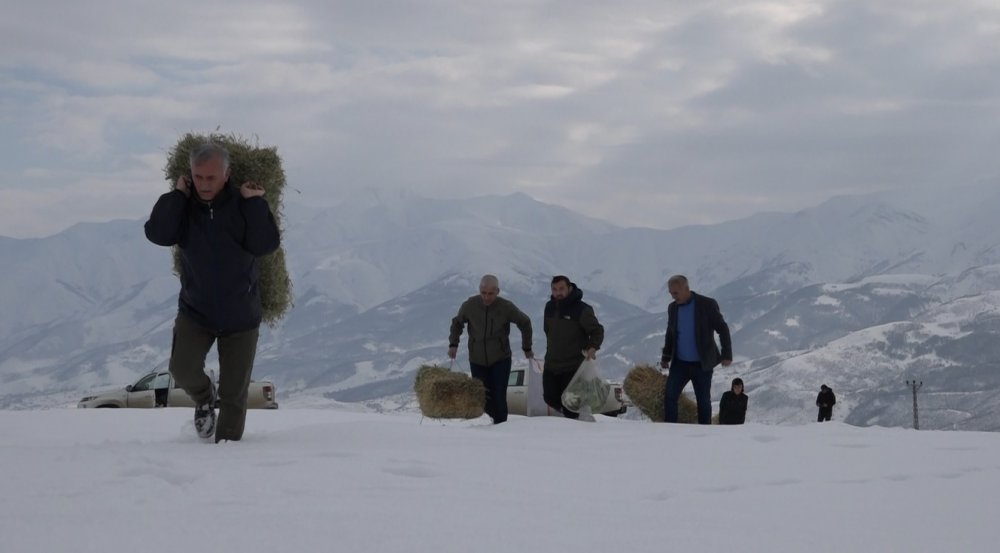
[816,384,836,422]
[542,276,604,420]
[660,275,733,425]
[448,275,533,424]
[144,142,280,442]
[718,377,748,425]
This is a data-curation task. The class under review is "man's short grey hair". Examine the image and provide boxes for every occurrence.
[667,274,689,287]
[189,142,230,171]
[479,274,500,291]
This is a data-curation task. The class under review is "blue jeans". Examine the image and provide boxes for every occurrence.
[470,357,513,424]
[664,360,713,424]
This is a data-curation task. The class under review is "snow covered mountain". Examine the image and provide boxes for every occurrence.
[745,289,1000,429]
[2,184,999,430]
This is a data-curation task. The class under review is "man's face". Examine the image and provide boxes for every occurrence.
[668,282,692,304]
[551,281,571,300]
[191,155,230,201]
[479,286,499,306]
[733,384,744,395]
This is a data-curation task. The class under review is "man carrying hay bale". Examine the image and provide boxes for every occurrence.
[542,276,604,420]
[660,275,732,425]
[448,275,533,424]
[145,142,280,442]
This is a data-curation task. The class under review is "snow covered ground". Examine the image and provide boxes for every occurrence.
[2,408,998,553]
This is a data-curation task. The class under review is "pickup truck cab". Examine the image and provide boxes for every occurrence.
[77,370,278,409]
[506,367,627,417]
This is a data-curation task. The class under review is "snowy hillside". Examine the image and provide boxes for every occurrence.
[2,408,998,553]
[745,291,1000,430]
[2,186,1000,430]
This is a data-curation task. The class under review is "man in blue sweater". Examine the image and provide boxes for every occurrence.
[660,275,733,424]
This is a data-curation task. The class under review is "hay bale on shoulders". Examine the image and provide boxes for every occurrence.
[414,365,485,420]
[164,132,293,325]
[624,364,701,424]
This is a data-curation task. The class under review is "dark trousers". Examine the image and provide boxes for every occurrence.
[168,312,260,442]
[154,387,168,407]
[818,407,833,422]
[665,360,713,424]
[470,358,513,424]
[542,367,580,420]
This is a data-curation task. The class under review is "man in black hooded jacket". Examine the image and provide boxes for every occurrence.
[145,142,280,442]
[542,276,604,419]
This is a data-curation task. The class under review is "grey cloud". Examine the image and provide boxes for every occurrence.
[1,1,998,238]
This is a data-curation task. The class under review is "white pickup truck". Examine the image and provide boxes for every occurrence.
[506,367,627,417]
[77,370,278,409]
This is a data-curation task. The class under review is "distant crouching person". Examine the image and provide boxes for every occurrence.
[718,377,748,425]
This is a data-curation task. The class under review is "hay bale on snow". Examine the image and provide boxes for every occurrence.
[163,132,293,325]
[414,365,485,419]
[624,364,701,423]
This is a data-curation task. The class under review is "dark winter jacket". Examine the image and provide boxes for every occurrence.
[661,292,733,371]
[719,391,748,425]
[816,389,836,409]
[144,186,280,334]
[543,284,604,373]
[449,295,532,367]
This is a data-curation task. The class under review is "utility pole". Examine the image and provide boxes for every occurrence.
[905,380,923,430]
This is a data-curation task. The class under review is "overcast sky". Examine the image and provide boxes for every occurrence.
[2,0,998,238]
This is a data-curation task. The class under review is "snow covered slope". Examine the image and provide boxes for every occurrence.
[1,408,998,553]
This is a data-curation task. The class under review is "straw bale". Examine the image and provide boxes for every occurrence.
[624,364,701,423]
[163,132,292,325]
[414,365,486,419]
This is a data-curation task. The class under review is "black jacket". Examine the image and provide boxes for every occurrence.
[145,186,280,334]
[661,292,733,371]
[816,389,836,409]
[719,391,748,425]
[543,284,604,373]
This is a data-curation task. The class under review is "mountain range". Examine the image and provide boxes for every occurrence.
[2,183,999,430]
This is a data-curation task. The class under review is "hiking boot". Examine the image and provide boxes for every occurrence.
[194,385,217,439]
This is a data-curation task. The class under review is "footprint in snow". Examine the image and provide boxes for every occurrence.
[382,465,441,479]
[764,478,801,487]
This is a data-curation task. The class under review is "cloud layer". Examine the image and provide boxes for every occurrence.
[2,0,999,237]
